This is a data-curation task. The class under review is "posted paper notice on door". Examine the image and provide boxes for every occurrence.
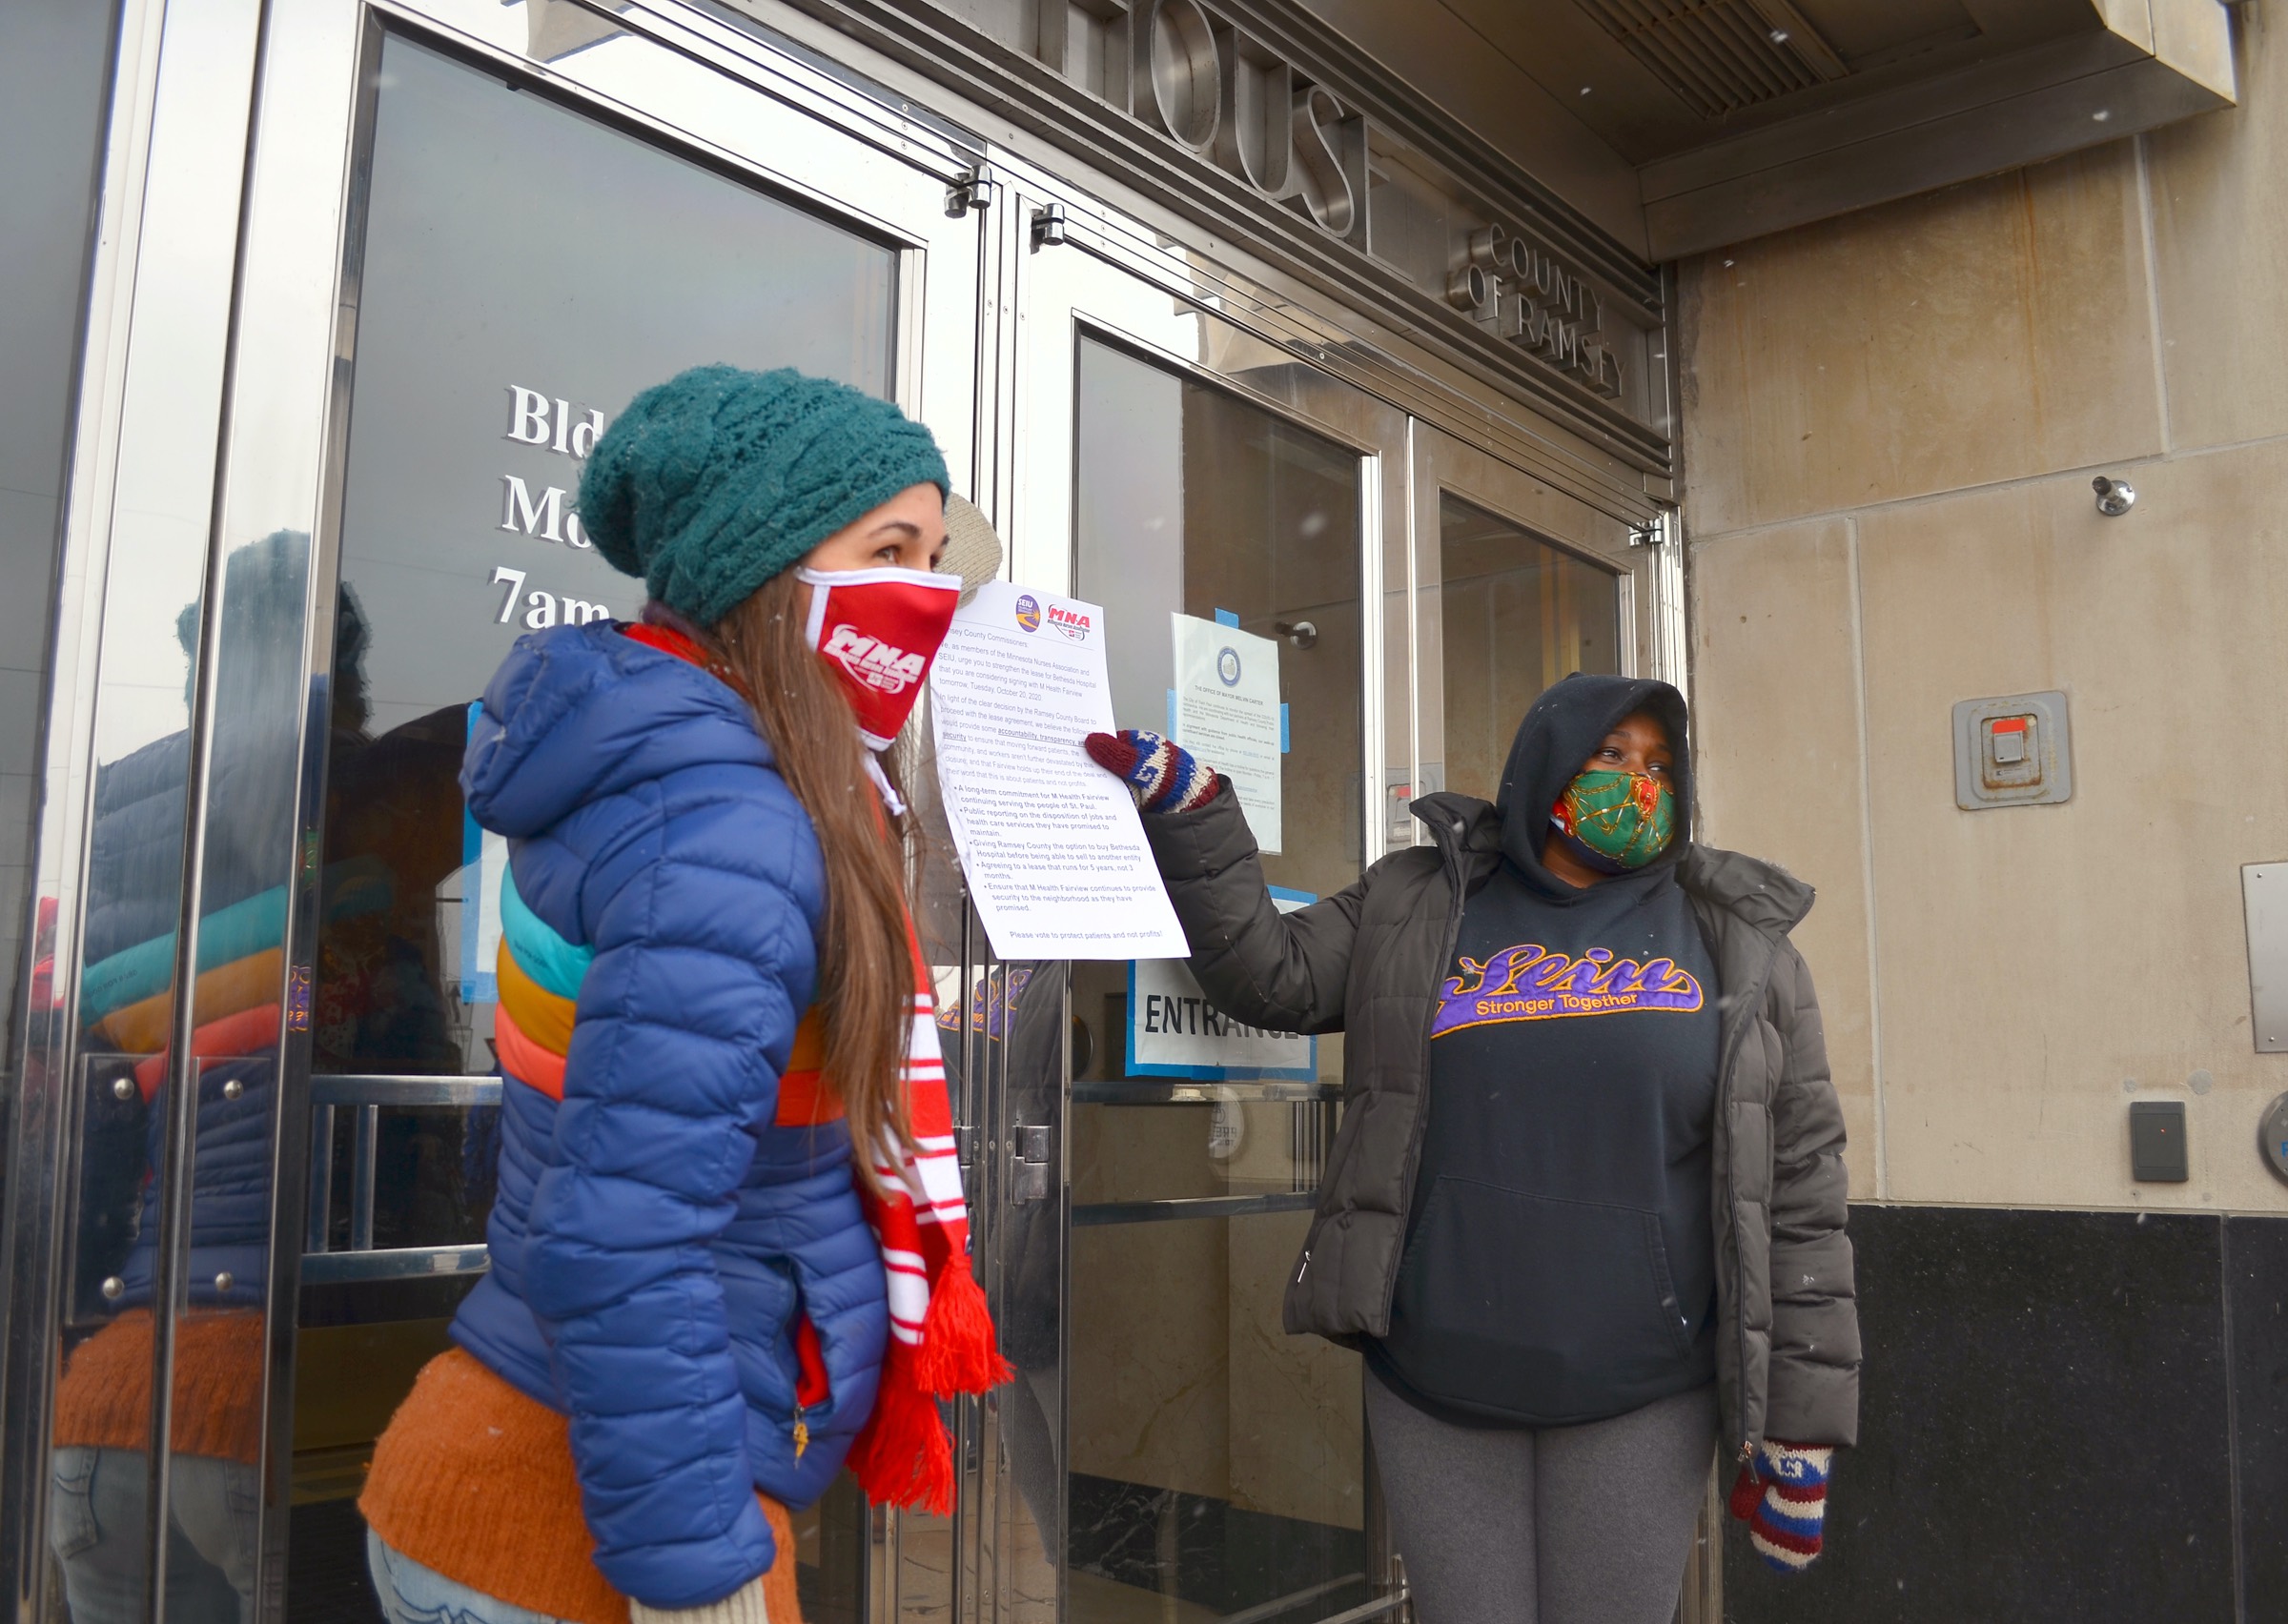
[1172,614,1281,853]
[930,579,1188,960]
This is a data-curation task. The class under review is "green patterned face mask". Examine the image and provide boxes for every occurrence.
[1549,769,1675,871]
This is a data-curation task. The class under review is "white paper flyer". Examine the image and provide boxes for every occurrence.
[929,580,1188,961]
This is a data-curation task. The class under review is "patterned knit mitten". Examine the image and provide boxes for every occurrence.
[1084,729,1219,815]
[1728,1439,1832,1573]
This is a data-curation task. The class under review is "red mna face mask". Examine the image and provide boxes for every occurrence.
[797,565,962,749]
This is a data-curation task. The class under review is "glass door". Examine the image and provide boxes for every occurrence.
[963,191,1415,1624]
[1406,423,1660,822]
[18,5,988,1624]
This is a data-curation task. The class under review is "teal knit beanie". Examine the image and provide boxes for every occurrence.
[578,364,950,626]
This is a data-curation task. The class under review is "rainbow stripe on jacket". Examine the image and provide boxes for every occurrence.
[492,863,843,1131]
[489,865,593,1104]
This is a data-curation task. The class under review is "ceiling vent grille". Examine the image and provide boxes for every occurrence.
[1576,0,1848,118]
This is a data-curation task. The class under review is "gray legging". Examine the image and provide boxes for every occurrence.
[1365,1372,1716,1624]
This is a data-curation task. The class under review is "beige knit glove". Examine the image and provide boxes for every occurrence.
[628,1576,773,1624]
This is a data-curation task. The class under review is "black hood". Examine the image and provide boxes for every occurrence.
[1493,672,1691,898]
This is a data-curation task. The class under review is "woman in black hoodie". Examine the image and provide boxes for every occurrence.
[1086,674,1857,1624]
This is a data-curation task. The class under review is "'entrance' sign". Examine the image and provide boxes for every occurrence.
[1127,887,1316,1080]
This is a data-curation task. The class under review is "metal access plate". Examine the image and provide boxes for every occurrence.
[2243,863,2288,1052]
[1952,690,2073,810]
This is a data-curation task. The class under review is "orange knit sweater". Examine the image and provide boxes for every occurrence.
[360,1350,804,1624]
[52,1309,265,1463]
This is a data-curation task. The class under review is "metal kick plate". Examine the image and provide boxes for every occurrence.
[2243,863,2288,1052]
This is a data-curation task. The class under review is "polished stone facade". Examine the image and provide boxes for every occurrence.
[1725,1206,2284,1622]
[1685,19,2288,1219]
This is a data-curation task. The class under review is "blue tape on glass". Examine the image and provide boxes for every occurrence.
[460,700,499,1005]
[1280,703,1290,752]
[1214,607,1239,628]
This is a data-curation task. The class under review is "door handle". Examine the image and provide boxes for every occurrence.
[1011,1124,1051,1205]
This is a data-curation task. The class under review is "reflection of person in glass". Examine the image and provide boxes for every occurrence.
[934,964,1065,1556]
[1088,674,1859,1624]
[49,530,327,1624]
[360,368,1008,1624]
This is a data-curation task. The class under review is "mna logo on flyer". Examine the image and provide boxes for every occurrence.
[1013,593,1042,633]
[1047,602,1093,642]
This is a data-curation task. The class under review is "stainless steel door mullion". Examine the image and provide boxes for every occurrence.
[345,1106,378,1254]
[304,1106,335,1254]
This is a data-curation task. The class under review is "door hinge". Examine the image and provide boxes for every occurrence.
[1011,1122,1051,1205]
[946,162,998,217]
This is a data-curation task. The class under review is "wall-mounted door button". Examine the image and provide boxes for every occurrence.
[1953,691,2073,809]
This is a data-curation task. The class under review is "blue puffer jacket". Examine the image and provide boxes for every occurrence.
[449,621,890,1608]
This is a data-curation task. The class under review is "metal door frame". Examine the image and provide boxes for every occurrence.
[978,179,1415,1624]
[273,5,996,1618]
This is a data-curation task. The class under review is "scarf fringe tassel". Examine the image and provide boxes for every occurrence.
[848,1349,956,1515]
[848,1264,1011,1515]
[913,1264,1013,1395]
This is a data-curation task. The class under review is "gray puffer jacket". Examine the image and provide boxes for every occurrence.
[1139,788,1859,1456]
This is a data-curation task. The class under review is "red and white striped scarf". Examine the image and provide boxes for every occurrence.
[836,930,1011,1513]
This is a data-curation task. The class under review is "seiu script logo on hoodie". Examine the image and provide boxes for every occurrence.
[822,623,928,694]
[1431,943,1703,1038]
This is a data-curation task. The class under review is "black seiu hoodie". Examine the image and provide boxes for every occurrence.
[1368,673,1725,1428]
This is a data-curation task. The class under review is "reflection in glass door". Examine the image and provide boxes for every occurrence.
[1409,422,1649,830]
[1436,494,1622,802]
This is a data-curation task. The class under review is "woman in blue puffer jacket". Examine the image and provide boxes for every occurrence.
[361,367,1005,1624]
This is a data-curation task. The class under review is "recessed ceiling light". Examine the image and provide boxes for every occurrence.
[1769,28,1789,43]
[2093,109,2112,121]
[1581,85,1593,95]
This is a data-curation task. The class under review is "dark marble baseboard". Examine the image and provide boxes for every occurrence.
[1066,1472,1370,1617]
[1724,1204,2288,1624]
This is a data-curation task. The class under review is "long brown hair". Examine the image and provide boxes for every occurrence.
[709,570,912,1182]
